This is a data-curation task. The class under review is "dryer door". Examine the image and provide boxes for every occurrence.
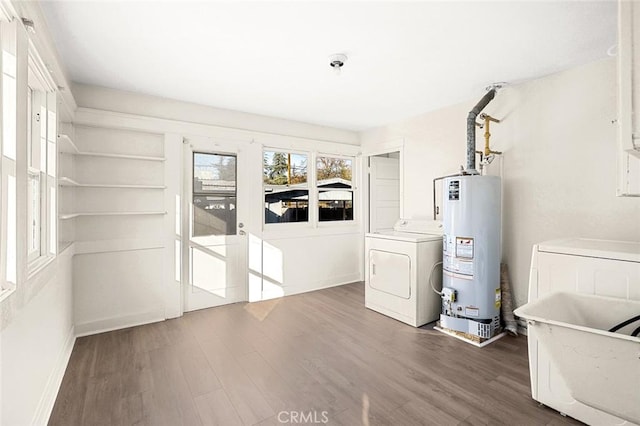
[369,249,411,299]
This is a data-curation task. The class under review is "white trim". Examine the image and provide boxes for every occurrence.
[7,0,77,121]
[74,107,360,155]
[361,138,404,157]
[275,273,362,299]
[362,140,405,233]
[26,253,54,280]
[32,325,75,426]
[0,282,16,302]
[74,310,164,338]
[73,238,164,255]
[27,40,56,92]
[0,1,17,21]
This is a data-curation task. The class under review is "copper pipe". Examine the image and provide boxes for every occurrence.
[480,114,502,156]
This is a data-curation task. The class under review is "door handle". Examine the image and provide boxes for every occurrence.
[239,230,246,236]
[372,264,376,275]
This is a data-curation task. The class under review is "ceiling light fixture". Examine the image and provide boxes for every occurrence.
[329,53,348,76]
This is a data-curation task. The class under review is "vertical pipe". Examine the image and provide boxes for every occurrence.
[466,89,496,173]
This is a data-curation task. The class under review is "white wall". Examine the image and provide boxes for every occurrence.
[0,2,76,423]
[71,85,362,335]
[1,250,75,426]
[72,83,359,146]
[360,58,640,308]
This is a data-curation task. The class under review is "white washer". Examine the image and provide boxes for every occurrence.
[365,219,443,327]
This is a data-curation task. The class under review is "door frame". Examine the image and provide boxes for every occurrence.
[363,140,404,233]
[181,136,250,312]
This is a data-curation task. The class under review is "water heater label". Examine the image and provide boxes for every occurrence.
[455,237,474,259]
[448,180,460,200]
[443,254,474,277]
[465,307,479,317]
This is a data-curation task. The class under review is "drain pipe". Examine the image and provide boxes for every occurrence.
[466,88,497,174]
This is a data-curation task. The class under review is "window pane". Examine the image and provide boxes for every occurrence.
[316,157,353,222]
[316,157,352,186]
[263,151,307,185]
[49,186,56,255]
[2,50,16,78]
[194,153,236,194]
[319,190,353,221]
[263,150,309,224]
[6,175,16,283]
[2,74,16,160]
[193,152,237,236]
[265,190,308,223]
[40,105,47,171]
[48,141,56,177]
[193,195,236,236]
[28,172,40,255]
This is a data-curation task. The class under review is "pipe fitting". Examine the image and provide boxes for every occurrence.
[466,89,496,173]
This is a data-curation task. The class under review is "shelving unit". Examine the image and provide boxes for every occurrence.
[57,123,167,254]
[59,211,167,220]
[73,152,165,162]
[58,133,79,154]
[58,177,165,189]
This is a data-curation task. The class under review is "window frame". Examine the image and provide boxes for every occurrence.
[192,151,238,237]
[315,153,355,224]
[263,148,311,227]
[0,19,18,299]
[25,40,57,275]
[262,148,358,230]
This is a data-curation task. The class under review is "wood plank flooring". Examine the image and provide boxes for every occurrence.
[49,282,582,425]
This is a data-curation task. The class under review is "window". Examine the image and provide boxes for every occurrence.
[1,20,17,294]
[263,150,308,224]
[193,152,237,236]
[316,156,354,221]
[26,50,57,269]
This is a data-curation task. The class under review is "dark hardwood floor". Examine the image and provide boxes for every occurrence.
[49,282,582,425]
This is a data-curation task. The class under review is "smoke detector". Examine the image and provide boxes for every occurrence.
[329,53,348,75]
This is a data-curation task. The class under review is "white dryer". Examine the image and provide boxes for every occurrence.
[365,219,443,327]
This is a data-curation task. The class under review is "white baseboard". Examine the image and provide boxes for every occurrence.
[32,325,76,426]
[75,310,164,337]
[281,273,362,298]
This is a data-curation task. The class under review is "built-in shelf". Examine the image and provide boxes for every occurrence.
[58,134,79,154]
[58,177,165,189]
[59,211,167,220]
[57,134,165,161]
[73,152,165,162]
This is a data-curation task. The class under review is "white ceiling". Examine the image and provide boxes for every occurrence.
[41,1,616,131]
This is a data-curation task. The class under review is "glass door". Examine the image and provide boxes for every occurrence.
[183,138,248,311]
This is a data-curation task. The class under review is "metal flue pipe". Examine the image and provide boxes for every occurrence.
[466,88,496,173]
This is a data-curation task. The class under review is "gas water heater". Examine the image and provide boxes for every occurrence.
[440,174,502,338]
